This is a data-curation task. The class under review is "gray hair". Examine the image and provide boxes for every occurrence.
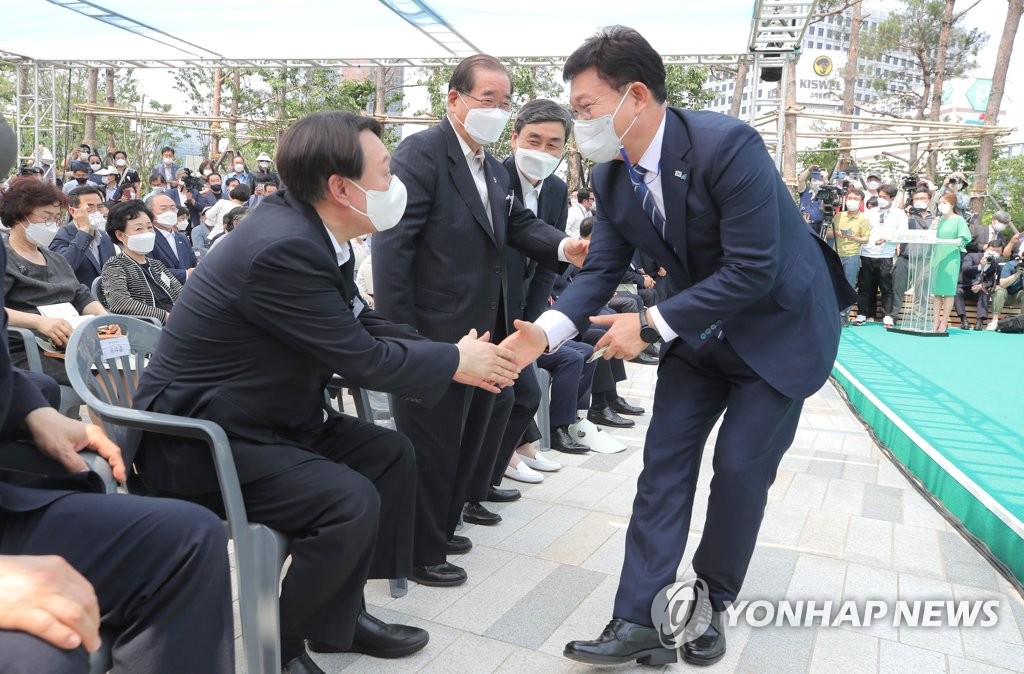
[993,210,1011,224]
[514,99,573,139]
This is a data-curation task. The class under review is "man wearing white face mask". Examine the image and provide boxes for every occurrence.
[147,193,197,284]
[855,183,907,327]
[49,185,115,288]
[131,111,522,673]
[373,55,589,588]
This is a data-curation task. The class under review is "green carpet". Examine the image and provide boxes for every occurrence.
[831,323,1024,584]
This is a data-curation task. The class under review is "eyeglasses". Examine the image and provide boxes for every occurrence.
[75,202,99,212]
[28,211,61,223]
[459,91,512,112]
[570,89,620,121]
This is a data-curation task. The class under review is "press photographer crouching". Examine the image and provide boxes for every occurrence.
[989,251,1024,331]
[956,240,1002,330]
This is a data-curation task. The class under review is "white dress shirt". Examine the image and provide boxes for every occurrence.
[535,111,677,348]
[565,203,589,239]
[515,162,543,216]
[157,226,178,263]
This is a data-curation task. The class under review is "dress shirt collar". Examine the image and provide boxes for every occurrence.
[636,111,667,176]
[516,163,543,203]
[323,226,351,266]
[454,128,485,167]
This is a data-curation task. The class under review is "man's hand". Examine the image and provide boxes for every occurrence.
[972,283,984,293]
[24,407,126,482]
[498,319,548,370]
[0,555,101,653]
[642,275,655,289]
[590,312,649,361]
[657,268,667,277]
[875,238,887,245]
[453,329,518,393]
[564,238,589,268]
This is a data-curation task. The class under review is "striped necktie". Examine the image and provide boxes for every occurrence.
[620,147,665,238]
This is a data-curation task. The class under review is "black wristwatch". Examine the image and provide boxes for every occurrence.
[638,309,661,343]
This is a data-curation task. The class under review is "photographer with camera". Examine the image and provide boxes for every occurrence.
[168,167,203,230]
[826,187,870,325]
[797,165,827,234]
[968,210,1011,254]
[956,240,1002,330]
[988,251,1024,331]
[933,172,972,222]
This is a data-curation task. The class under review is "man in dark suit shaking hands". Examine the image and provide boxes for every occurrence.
[132,112,520,674]
[503,27,857,667]
[372,55,588,588]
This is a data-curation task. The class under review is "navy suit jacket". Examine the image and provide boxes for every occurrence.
[373,117,566,343]
[49,223,116,287]
[167,187,202,228]
[151,228,197,284]
[501,155,569,322]
[553,108,856,400]
[132,191,459,496]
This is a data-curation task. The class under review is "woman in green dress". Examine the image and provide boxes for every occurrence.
[931,192,972,332]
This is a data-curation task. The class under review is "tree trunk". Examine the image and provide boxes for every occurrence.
[971,0,1023,219]
[926,0,956,178]
[104,68,115,154]
[84,68,98,148]
[229,70,240,142]
[782,60,797,182]
[839,1,863,167]
[729,60,748,118]
[374,67,387,116]
[211,67,222,158]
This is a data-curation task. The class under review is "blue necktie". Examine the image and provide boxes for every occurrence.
[621,147,665,239]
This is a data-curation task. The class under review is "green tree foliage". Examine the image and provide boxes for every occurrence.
[859,0,987,118]
[942,138,979,173]
[798,137,841,174]
[987,153,1024,224]
[665,65,715,110]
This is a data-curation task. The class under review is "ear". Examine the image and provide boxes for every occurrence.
[326,174,354,208]
[446,88,461,114]
[509,130,519,152]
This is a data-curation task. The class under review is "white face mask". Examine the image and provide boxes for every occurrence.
[455,94,511,145]
[176,220,189,230]
[938,202,952,215]
[88,211,106,231]
[515,147,562,183]
[124,231,156,254]
[810,180,823,190]
[155,211,178,229]
[913,201,929,211]
[25,221,60,247]
[202,169,213,177]
[573,85,639,163]
[867,180,880,190]
[877,198,890,209]
[258,161,270,169]
[162,157,173,165]
[90,162,101,171]
[233,163,245,173]
[845,200,861,210]
[350,175,408,232]
[115,158,127,167]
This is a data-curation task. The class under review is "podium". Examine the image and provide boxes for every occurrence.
[889,229,961,337]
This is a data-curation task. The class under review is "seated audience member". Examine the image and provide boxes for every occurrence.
[539,340,598,454]
[49,185,115,287]
[0,248,234,674]
[130,111,519,673]
[205,184,250,236]
[355,253,374,307]
[956,240,1001,330]
[988,250,1024,330]
[101,200,183,325]
[207,206,248,251]
[1,178,107,383]
[192,206,213,257]
[147,192,197,284]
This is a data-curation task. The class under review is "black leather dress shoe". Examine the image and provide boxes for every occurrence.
[308,610,429,659]
[563,618,677,666]
[629,352,659,365]
[551,426,590,453]
[446,534,472,555]
[681,607,726,666]
[974,322,984,331]
[282,651,325,674]
[411,562,467,586]
[587,407,635,428]
[608,395,645,416]
[462,502,502,525]
[486,486,521,502]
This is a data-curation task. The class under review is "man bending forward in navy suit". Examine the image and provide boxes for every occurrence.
[504,26,857,667]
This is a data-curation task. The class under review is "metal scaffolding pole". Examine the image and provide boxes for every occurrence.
[15,62,59,182]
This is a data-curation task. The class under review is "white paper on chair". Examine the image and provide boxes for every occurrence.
[100,336,131,360]
[37,302,89,329]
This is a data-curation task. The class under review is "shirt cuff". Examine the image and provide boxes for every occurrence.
[648,306,678,343]
[556,238,570,263]
[534,310,578,351]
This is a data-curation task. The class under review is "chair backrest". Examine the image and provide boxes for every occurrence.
[90,276,102,305]
[64,315,162,459]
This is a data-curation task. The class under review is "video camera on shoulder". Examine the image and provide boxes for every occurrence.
[180,167,205,192]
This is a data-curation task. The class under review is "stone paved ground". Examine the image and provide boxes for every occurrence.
[233,361,1024,673]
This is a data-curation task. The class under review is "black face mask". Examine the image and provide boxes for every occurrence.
[210,184,222,193]
[76,177,88,185]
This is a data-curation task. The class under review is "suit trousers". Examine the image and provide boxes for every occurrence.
[857,256,894,319]
[391,385,505,566]
[539,341,596,428]
[186,414,415,653]
[613,335,803,623]
[483,369,539,491]
[0,485,233,674]
[580,324,627,397]
[954,284,990,321]
[464,385,514,500]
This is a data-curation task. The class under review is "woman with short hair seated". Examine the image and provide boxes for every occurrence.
[1,178,107,383]
[101,200,182,324]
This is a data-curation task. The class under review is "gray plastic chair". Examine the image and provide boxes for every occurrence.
[6,325,84,418]
[90,276,104,307]
[64,315,288,674]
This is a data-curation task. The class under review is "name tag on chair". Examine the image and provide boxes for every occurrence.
[100,335,131,360]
